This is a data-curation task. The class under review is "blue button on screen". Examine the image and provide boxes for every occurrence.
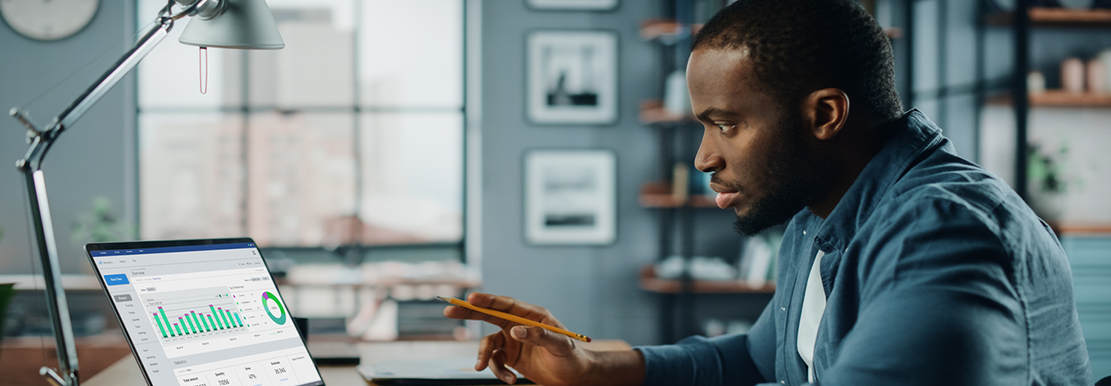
[104,274,129,286]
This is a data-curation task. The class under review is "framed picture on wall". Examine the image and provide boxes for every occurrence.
[525,149,616,245]
[527,31,618,125]
[526,0,619,11]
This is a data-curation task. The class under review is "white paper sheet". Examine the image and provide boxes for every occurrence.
[357,357,523,381]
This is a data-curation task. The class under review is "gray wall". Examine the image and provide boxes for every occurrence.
[478,1,744,346]
[0,1,136,275]
[474,0,1021,347]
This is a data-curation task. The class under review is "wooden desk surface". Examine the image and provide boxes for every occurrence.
[85,340,632,386]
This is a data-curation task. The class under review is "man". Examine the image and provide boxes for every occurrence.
[445,0,1093,384]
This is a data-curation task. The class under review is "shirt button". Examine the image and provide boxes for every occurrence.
[781,307,786,311]
[803,230,807,235]
[781,381,786,384]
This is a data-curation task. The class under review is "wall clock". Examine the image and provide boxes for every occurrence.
[1,0,99,41]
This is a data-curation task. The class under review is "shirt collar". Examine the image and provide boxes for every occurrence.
[810,109,946,253]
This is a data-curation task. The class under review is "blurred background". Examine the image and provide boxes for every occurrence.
[1,0,1109,383]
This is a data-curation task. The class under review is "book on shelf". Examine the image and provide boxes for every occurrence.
[737,231,783,288]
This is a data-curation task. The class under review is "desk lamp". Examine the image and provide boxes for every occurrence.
[8,0,283,385]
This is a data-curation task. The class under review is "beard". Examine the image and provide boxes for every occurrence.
[725,112,836,236]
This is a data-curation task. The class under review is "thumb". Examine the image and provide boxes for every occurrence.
[510,326,576,357]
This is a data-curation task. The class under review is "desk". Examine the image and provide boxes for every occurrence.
[85,340,632,386]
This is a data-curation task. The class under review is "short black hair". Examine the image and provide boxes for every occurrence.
[693,0,903,123]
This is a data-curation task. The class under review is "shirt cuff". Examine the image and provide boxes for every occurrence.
[634,335,724,386]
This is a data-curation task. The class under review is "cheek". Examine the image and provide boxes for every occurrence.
[723,134,761,177]
[727,130,783,193]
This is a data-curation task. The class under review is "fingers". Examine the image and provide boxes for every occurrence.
[444,305,517,329]
[476,331,505,371]
[445,293,565,330]
[489,349,518,384]
[510,325,576,357]
[467,293,562,327]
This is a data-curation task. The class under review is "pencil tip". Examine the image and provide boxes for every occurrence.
[436,296,449,302]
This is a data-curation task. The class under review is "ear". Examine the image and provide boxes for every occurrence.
[802,88,850,141]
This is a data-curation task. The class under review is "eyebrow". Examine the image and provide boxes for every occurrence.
[695,107,733,123]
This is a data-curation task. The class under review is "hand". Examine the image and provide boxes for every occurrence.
[443,293,600,386]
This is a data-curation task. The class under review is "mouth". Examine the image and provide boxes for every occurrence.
[708,182,740,209]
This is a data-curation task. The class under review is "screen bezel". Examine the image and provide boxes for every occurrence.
[86,238,325,386]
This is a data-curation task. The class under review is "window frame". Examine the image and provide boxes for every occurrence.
[132,0,469,263]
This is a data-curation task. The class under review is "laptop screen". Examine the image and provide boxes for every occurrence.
[88,239,324,386]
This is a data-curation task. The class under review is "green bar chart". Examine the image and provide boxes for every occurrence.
[196,312,209,331]
[151,306,247,339]
[145,286,249,343]
[154,316,168,336]
[210,305,225,329]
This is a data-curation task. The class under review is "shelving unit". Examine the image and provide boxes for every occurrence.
[639,19,703,43]
[984,4,1111,377]
[984,6,1111,198]
[639,100,694,124]
[636,0,722,344]
[1057,223,1111,235]
[986,7,1111,28]
[639,18,904,41]
[639,182,716,208]
[987,90,1111,107]
[639,265,775,294]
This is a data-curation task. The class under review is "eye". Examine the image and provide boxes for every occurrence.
[716,124,735,133]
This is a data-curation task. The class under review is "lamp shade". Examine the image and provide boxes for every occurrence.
[179,0,284,49]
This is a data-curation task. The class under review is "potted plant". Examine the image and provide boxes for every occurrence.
[71,196,133,245]
[1027,142,1076,224]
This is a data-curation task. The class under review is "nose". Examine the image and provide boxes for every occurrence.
[694,130,723,173]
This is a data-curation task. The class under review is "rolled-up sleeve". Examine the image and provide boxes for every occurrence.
[635,293,777,386]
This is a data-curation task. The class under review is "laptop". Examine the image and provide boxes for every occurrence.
[87,238,325,386]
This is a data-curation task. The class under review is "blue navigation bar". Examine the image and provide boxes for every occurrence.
[89,243,256,257]
[104,274,130,286]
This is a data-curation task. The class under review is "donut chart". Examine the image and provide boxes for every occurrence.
[262,291,287,325]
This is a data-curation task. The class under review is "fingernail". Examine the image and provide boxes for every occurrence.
[512,326,527,339]
[476,358,483,369]
[502,374,514,384]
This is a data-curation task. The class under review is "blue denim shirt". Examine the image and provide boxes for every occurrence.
[636,110,1092,385]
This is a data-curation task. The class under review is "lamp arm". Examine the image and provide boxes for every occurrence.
[10,17,174,386]
[10,6,182,386]
[36,0,216,168]
[43,18,173,165]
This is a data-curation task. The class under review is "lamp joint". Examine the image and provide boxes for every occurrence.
[9,108,44,145]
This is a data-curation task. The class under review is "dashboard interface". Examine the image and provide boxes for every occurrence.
[90,241,323,386]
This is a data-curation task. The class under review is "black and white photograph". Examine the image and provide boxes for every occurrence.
[527,0,619,11]
[525,150,616,245]
[527,31,618,125]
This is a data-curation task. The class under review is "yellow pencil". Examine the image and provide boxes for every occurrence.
[438,296,592,342]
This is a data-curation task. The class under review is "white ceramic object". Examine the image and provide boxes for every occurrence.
[1028,71,1047,95]
[1061,57,1085,94]
[1087,59,1107,93]
[663,69,691,116]
[1099,49,1111,92]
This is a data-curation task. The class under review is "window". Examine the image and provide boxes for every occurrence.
[137,0,464,248]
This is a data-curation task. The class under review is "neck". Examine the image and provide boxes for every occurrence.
[807,119,894,219]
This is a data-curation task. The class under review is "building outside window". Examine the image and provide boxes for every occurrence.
[137,0,464,250]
